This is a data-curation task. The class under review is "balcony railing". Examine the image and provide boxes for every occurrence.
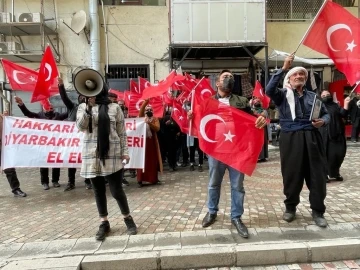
[267,0,356,21]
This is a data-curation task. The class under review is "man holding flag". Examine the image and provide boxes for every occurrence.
[266,55,330,227]
[188,70,267,238]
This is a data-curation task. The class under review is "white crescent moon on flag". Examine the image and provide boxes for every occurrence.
[201,89,212,99]
[199,114,226,143]
[13,70,26,84]
[173,108,181,119]
[259,89,264,97]
[136,99,144,111]
[174,81,185,87]
[45,63,52,81]
[326,24,352,52]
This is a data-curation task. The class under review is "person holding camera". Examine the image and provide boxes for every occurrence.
[136,100,163,187]
[76,86,137,240]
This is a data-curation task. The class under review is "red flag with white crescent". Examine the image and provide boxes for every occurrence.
[31,46,58,102]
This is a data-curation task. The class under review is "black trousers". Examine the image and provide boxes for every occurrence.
[326,138,346,177]
[91,170,130,217]
[0,150,20,192]
[189,138,203,165]
[167,139,178,169]
[351,119,360,141]
[39,168,76,184]
[279,130,327,214]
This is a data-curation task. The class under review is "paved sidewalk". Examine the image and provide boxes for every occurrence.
[0,145,359,244]
[1,224,360,269]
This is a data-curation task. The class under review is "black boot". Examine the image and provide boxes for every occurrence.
[95,221,110,241]
[124,216,137,235]
[202,212,217,227]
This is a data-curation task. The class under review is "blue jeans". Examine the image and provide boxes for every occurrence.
[207,156,245,220]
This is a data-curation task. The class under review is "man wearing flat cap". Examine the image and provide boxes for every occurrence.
[266,54,330,227]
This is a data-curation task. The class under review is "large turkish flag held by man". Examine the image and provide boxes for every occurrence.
[193,98,264,176]
[303,1,360,85]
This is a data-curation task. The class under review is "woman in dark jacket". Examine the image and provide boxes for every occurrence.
[319,90,350,182]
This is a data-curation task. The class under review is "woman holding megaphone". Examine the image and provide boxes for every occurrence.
[76,84,138,241]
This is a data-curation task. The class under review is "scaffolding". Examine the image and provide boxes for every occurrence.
[0,0,59,62]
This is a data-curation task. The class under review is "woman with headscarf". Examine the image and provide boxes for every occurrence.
[137,100,163,187]
[319,90,350,182]
[76,86,137,241]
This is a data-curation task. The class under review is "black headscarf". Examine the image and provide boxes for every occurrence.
[95,85,111,165]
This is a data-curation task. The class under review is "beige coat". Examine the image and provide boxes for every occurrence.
[139,100,163,172]
[76,103,129,178]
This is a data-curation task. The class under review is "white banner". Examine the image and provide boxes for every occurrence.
[1,117,146,170]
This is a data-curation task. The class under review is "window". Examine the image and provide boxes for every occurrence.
[106,64,150,90]
[101,0,166,6]
[267,0,355,21]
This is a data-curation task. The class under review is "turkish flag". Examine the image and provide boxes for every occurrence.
[31,46,59,102]
[172,100,189,133]
[141,71,185,99]
[127,92,164,117]
[176,90,192,105]
[303,1,360,85]
[130,80,140,94]
[162,89,174,105]
[193,98,264,176]
[109,89,125,101]
[193,77,216,101]
[253,81,271,109]
[1,59,58,94]
[138,77,151,92]
[2,59,38,91]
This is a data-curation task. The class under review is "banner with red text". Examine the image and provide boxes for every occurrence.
[1,117,146,170]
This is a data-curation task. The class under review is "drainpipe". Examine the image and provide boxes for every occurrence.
[89,0,101,72]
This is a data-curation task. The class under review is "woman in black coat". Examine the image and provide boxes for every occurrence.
[319,90,350,182]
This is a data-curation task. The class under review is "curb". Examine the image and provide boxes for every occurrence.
[1,236,360,269]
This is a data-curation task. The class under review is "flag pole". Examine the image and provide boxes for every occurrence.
[294,0,328,54]
[349,81,360,96]
[188,77,205,136]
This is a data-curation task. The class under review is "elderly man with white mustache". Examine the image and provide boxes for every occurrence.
[266,54,330,228]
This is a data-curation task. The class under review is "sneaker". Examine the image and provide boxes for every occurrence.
[64,183,75,192]
[176,162,182,167]
[85,182,93,190]
[198,165,203,172]
[336,175,344,181]
[138,182,143,188]
[95,221,110,241]
[181,162,188,167]
[43,183,50,190]
[124,216,137,235]
[53,182,60,188]
[130,171,136,178]
[122,178,130,186]
[190,164,194,171]
[13,189,27,197]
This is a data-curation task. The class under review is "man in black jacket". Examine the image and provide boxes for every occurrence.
[58,78,92,190]
[348,92,360,142]
[14,96,68,190]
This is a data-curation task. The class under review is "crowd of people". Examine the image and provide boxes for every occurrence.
[1,54,357,240]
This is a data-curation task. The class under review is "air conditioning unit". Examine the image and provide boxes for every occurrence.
[0,13,15,23]
[0,42,22,54]
[17,12,44,23]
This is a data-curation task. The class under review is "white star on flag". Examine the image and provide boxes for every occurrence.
[346,40,357,52]
[179,116,184,121]
[29,76,36,82]
[223,130,235,142]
